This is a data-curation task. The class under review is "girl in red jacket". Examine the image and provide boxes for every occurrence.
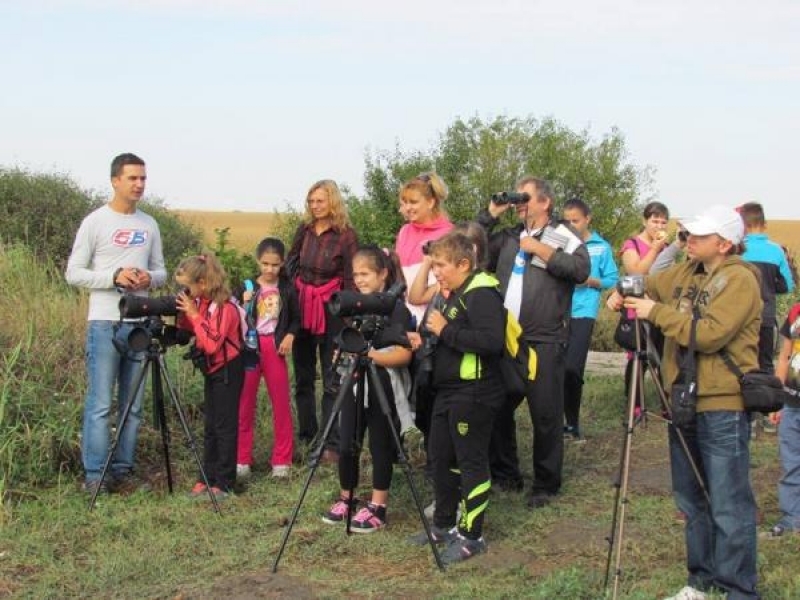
[176,253,244,500]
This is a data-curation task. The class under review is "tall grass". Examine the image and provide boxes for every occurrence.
[0,244,87,515]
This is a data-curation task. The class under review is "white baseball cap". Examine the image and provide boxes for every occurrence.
[679,205,744,245]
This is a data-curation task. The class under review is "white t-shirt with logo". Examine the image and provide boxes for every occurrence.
[66,204,166,321]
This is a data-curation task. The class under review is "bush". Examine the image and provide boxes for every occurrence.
[0,168,102,269]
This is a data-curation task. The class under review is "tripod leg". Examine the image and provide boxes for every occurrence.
[88,354,150,511]
[157,355,221,514]
[365,362,444,571]
[152,358,174,494]
[272,356,359,573]
[603,348,641,597]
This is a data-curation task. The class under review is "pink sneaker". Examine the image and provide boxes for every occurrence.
[321,497,358,524]
[351,503,386,533]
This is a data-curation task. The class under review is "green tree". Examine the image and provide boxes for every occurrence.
[359,115,654,250]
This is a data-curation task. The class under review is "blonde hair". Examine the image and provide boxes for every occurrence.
[429,232,476,271]
[175,252,230,306]
[304,179,352,231]
[399,172,449,217]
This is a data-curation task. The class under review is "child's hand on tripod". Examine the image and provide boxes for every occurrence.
[622,296,655,320]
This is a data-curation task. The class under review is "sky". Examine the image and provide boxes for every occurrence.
[1,1,799,219]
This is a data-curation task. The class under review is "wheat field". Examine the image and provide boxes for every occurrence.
[175,209,798,257]
[174,210,287,253]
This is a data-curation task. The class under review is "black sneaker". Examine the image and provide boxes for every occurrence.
[440,533,487,565]
[110,472,152,494]
[408,525,458,546]
[82,479,109,496]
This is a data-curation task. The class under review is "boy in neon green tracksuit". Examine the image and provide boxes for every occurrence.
[409,231,506,565]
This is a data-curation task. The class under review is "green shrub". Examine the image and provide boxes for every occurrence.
[0,168,102,269]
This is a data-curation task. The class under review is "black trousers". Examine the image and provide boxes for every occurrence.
[337,367,397,492]
[564,318,595,431]
[202,354,244,491]
[292,313,343,450]
[430,394,495,540]
[489,341,566,495]
[757,324,776,374]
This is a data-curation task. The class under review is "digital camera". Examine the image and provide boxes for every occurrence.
[617,274,645,298]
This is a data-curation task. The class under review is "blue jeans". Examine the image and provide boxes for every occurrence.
[778,405,800,530]
[669,411,758,599]
[82,321,147,481]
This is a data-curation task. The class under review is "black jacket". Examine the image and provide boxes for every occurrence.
[433,271,506,406]
[234,276,301,347]
[477,210,590,344]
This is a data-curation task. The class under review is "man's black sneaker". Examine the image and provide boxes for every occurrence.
[110,472,152,494]
[82,479,109,496]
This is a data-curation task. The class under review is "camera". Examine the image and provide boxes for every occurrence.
[113,317,192,354]
[329,281,406,318]
[119,293,179,319]
[421,240,433,256]
[491,191,531,206]
[331,282,410,355]
[617,274,646,298]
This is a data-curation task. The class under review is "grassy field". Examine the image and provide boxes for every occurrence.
[2,368,799,599]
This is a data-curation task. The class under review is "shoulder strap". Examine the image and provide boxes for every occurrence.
[719,349,744,380]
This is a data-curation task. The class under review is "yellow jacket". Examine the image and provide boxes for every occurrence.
[647,256,762,413]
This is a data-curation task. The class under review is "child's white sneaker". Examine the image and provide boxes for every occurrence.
[270,465,291,478]
[236,464,251,480]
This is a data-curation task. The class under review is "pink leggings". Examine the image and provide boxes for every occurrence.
[237,334,294,467]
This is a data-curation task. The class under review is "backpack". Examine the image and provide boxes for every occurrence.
[500,309,537,397]
[238,280,259,368]
[453,272,537,396]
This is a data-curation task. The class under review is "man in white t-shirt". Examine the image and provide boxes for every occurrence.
[66,153,166,495]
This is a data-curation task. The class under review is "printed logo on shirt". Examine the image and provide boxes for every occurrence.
[112,229,149,247]
[457,422,469,436]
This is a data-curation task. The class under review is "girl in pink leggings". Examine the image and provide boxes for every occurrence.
[236,238,300,479]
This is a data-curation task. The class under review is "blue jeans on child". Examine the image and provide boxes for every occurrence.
[778,405,800,530]
[669,410,758,599]
[82,320,146,482]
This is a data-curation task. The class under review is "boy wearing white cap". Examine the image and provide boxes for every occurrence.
[608,205,762,600]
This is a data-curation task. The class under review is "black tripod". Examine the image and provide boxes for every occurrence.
[88,330,220,513]
[273,326,444,572]
[603,318,708,599]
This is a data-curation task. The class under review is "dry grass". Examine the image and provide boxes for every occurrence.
[765,220,800,257]
[174,210,288,252]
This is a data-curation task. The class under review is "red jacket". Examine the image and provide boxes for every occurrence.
[179,298,242,374]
